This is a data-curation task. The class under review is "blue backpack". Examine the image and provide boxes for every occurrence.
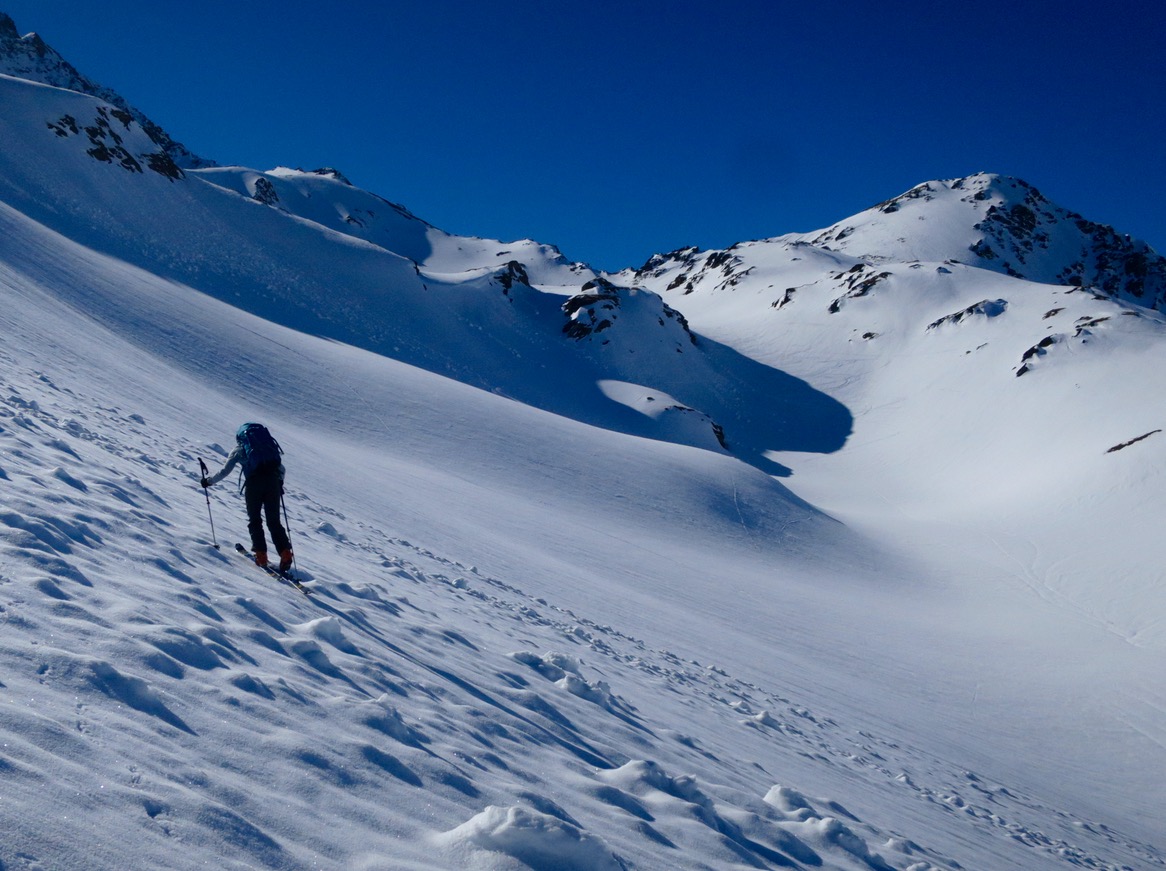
[236,423,282,477]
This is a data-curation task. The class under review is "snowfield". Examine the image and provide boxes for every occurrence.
[1,17,1165,871]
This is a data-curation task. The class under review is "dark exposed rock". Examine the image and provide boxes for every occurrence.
[46,106,184,181]
[1073,316,1109,337]
[706,250,734,271]
[867,182,937,218]
[635,246,701,279]
[962,176,1166,308]
[1021,335,1058,362]
[562,282,621,339]
[252,176,281,207]
[47,114,79,137]
[926,299,1008,330]
[495,261,530,299]
[828,264,893,313]
[772,288,797,310]
[1106,430,1162,454]
[144,151,183,181]
[1016,335,1060,375]
[970,240,997,260]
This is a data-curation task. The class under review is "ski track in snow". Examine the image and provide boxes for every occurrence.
[0,344,1161,871]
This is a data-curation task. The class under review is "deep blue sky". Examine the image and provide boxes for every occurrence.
[5,1,1164,270]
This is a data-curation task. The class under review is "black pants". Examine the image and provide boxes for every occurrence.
[244,467,290,555]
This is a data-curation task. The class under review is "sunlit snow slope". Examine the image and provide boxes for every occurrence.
[1,14,1164,871]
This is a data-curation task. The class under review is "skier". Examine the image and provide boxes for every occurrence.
[201,423,293,571]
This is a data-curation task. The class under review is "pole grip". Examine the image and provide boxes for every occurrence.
[198,457,218,548]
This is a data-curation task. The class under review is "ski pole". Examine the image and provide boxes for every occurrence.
[198,458,219,549]
[280,489,297,574]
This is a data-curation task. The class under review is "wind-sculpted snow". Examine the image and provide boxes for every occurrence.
[5,356,1156,870]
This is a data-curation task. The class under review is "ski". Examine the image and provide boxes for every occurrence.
[234,542,312,596]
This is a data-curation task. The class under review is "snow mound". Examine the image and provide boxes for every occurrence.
[597,380,727,451]
[509,650,620,709]
[438,805,624,871]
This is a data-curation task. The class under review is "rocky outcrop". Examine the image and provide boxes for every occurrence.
[562,279,696,348]
[0,12,211,170]
[494,261,531,300]
[926,299,1008,330]
[962,176,1166,306]
[827,264,893,313]
[251,176,280,206]
[633,246,756,295]
[47,106,184,180]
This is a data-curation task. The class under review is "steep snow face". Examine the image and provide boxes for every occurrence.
[794,173,1166,309]
[194,165,598,286]
[0,72,849,468]
[41,90,186,181]
[193,165,437,263]
[0,12,211,169]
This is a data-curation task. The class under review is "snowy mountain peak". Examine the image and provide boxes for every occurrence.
[802,172,1166,309]
[0,10,21,38]
[0,11,83,87]
[0,11,212,169]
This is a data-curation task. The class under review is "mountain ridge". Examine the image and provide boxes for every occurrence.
[3,11,1162,299]
[628,173,1166,316]
[0,11,211,170]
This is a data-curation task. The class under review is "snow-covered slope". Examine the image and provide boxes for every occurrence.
[1,13,1164,871]
[193,164,596,287]
[2,70,842,466]
[629,202,1166,650]
[4,181,1162,871]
